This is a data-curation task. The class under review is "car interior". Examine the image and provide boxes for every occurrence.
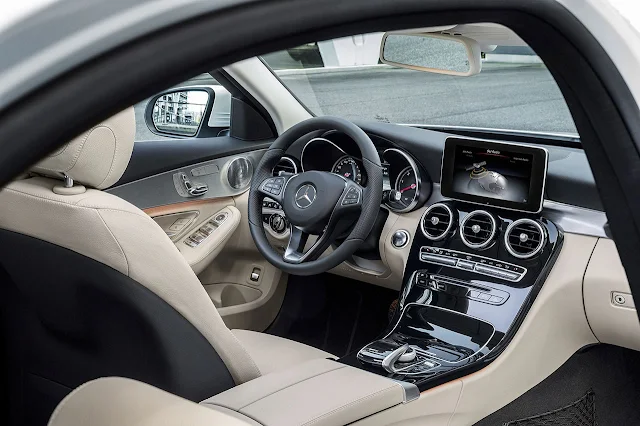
[2,9,640,426]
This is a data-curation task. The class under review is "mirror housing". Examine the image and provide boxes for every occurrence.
[144,86,231,138]
[380,32,482,76]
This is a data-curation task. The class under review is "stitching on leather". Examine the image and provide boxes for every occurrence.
[97,210,130,276]
[95,126,119,189]
[230,363,347,410]
[300,384,401,426]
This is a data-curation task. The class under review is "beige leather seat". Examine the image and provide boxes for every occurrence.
[0,107,333,426]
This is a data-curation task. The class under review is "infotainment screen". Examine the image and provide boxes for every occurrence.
[440,137,548,213]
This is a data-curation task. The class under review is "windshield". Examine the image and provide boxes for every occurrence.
[262,26,578,137]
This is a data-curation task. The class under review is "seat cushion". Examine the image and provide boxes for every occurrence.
[232,329,336,375]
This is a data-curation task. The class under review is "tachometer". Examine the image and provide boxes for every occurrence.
[395,167,418,207]
[332,156,362,184]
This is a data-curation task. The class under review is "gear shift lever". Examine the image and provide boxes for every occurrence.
[381,343,416,373]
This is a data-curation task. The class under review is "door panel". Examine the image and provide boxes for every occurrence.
[116,137,272,185]
[108,149,267,210]
[109,137,285,332]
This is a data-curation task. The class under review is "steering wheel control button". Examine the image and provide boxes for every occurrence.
[341,187,361,206]
[263,177,285,196]
[391,230,409,248]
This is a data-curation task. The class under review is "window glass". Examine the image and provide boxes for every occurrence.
[262,28,578,136]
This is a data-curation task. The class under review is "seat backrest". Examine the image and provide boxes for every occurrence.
[0,108,260,426]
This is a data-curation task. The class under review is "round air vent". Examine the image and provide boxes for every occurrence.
[420,203,454,241]
[460,210,496,249]
[227,157,253,190]
[272,156,298,176]
[504,218,546,259]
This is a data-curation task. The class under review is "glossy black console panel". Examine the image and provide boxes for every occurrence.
[340,201,563,390]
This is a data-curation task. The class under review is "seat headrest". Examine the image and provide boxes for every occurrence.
[31,107,135,189]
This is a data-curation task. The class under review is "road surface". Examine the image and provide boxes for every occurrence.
[135,64,577,141]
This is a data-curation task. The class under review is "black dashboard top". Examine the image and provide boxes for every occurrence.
[283,122,601,212]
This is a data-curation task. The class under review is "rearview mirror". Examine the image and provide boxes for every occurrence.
[150,89,210,137]
[380,32,481,76]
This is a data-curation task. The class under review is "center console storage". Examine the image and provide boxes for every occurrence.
[202,358,417,426]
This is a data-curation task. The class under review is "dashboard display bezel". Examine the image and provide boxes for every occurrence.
[440,137,548,213]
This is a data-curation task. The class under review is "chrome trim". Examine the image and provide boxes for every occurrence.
[542,200,607,238]
[383,148,422,213]
[426,184,608,239]
[272,156,298,175]
[107,150,267,210]
[504,218,547,259]
[419,247,527,283]
[440,136,549,214]
[420,202,454,241]
[393,380,420,403]
[460,210,497,249]
[300,137,347,172]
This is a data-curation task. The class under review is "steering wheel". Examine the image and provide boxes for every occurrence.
[248,117,383,276]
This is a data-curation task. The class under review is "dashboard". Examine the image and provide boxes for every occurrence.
[258,126,621,390]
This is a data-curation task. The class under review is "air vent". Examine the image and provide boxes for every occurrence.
[460,210,496,249]
[505,219,546,259]
[421,203,454,241]
[272,157,298,176]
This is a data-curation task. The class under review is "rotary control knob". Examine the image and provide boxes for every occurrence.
[269,214,287,234]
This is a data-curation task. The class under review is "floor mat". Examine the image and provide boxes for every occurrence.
[504,391,596,426]
[266,273,397,357]
[475,344,640,426]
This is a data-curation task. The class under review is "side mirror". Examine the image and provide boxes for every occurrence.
[144,86,231,138]
[380,32,482,76]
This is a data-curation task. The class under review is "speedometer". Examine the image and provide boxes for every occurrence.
[332,156,363,184]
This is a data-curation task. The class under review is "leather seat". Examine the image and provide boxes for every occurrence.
[0,108,334,426]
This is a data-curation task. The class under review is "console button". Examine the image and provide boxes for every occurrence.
[489,295,504,304]
[477,293,491,301]
[457,260,475,270]
[474,264,500,277]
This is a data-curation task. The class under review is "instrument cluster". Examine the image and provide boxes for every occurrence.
[299,134,430,213]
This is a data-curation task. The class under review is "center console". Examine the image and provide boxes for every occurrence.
[340,137,563,391]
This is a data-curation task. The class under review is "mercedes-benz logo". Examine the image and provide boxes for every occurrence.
[295,184,317,209]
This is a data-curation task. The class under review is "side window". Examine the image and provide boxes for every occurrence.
[134,73,231,141]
